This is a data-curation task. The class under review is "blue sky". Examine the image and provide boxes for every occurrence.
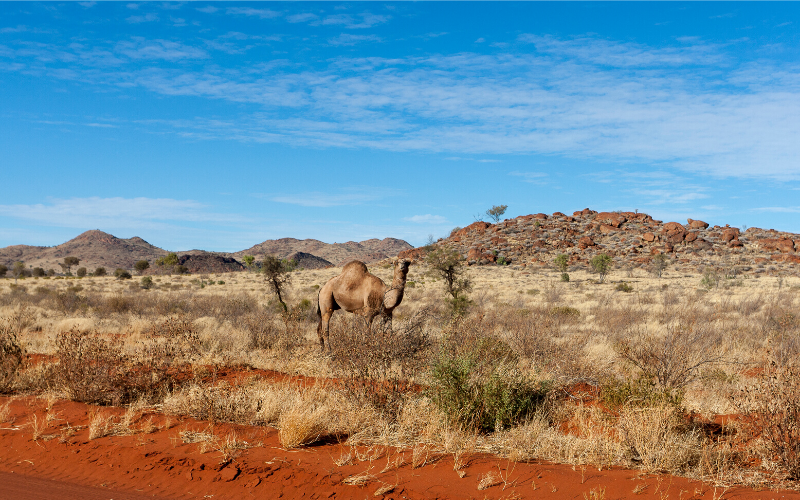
[1,2,799,251]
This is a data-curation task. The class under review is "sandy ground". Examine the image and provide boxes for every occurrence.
[3,392,800,500]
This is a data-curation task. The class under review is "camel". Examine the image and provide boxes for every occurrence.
[316,258,411,350]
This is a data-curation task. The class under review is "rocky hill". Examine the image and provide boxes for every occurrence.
[286,252,334,270]
[234,237,412,266]
[1,231,412,275]
[0,230,168,272]
[399,209,800,276]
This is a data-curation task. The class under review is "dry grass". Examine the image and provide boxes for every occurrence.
[2,266,800,487]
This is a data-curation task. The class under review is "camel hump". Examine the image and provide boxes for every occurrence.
[341,260,368,274]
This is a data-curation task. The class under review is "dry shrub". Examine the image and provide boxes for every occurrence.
[163,382,263,425]
[243,307,303,352]
[54,328,184,405]
[278,403,329,448]
[0,319,25,393]
[616,404,701,472]
[731,361,800,480]
[615,319,726,391]
[330,311,432,420]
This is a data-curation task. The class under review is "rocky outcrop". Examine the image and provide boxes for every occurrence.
[286,252,334,270]
[396,209,800,276]
[177,254,244,274]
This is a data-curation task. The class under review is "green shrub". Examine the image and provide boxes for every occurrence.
[616,282,634,293]
[93,267,107,277]
[601,376,684,410]
[141,276,154,289]
[114,269,132,280]
[590,253,613,283]
[560,273,570,282]
[428,337,551,432]
[550,305,580,318]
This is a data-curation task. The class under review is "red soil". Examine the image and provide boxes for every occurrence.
[2,396,799,500]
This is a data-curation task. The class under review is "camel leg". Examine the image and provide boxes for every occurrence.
[318,309,333,350]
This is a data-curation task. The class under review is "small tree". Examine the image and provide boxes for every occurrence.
[426,247,472,315]
[590,253,613,283]
[262,255,296,312]
[554,254,570,282]
[0,265,7,278]
[59,256,80,275]
[651,253,669,278]
[156,252,179,267]
[114,268,132,280]
[32,267,45,277]
[12,262,25,283]
[76,267,87,278]
[134,260,150,275]
[141,276,154,289]
[485,204,508,223]
[93,267,107,277]
[242,255,255,272]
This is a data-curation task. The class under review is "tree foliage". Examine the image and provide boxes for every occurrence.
[651,253,669,278]
[485,204,508,223]
[590,253,613,283]
[60,256,80,275]
[554,254,569,273]
[156,253,179,268]
[262,255,296,312]
[12,262,25,283]
[76,267,87,278]
[426,247,472,315]
[134,260,150,274]
[0,265,7,278]
[242,255,255,272]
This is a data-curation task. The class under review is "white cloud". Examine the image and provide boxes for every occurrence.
[752,206,800,213]
[226,7,280,19]
[196,6,218,14]
[116,37,207,60]
[404,214,448,224]
[510,171,547,181]
[6,34,800,180]
[287,13,319,24]
[475,38,485,43]
[328,34,382,47]
[317,13,389,29]
[126,13,159,24]
[270,188,398,207]
[0,197,234,228]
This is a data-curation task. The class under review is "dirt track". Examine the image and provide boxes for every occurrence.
[3,396,800,500]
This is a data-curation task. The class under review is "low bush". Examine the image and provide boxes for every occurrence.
[732,361,800,480]
[428,334,551,432]
[0,320,25,393]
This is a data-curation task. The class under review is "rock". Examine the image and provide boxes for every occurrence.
[533,213,548,220]
[594,212,627,228]
[599,224,616,234]
[687,218,709,230]
[455,221,494,237]
[397,247,427,261]
[756,238,795,253]
[578,236,595,249]
[662,222,686,244]
[729,240,744,248]
[684,232,698,243]
[573,208,596,217]
[721,228,740,243]
[772,254,800,264]
[218,465,240,482]
[693,239,713,250]
[642,232,656,242]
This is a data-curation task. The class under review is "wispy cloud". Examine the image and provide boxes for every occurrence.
[510,171,548,182]
[196,6,218,14]
[315,13,389,29]
[752,206,800,213]
[404,214,448,224]
[328,34,382,46]
[0,197,233,228]
[226,7,280,20]
[115,37,207,60]
[5,34,800,180]
[126,13,159,24]
[270,188,398,207]
[287,13,318,24]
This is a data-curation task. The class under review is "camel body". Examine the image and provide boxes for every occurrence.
[316,259,410,350]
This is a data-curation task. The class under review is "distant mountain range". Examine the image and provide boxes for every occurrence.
[0,230,413,274]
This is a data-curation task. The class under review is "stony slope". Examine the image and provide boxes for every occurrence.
[0,230,168,272]
[1,231,412,274]
[234,237,412,266]
[399,209,800,276]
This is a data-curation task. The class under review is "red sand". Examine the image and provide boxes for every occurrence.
[2,396,800,500]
